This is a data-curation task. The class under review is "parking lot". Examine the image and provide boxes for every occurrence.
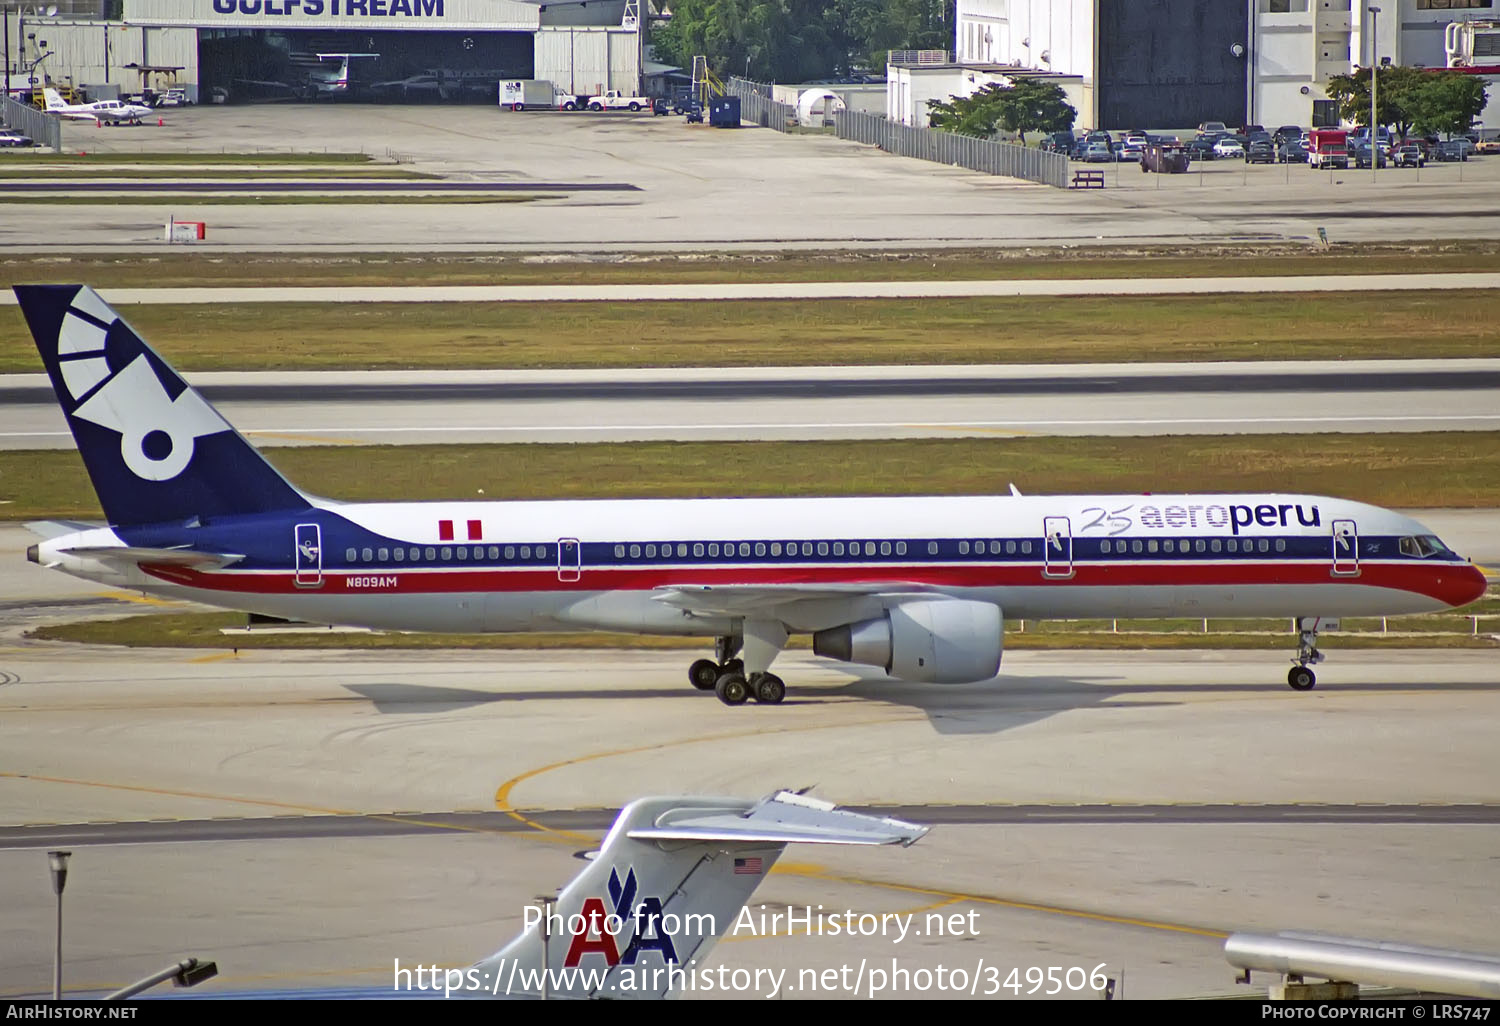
[1,104,1498,252]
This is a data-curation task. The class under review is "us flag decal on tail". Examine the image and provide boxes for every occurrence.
[733,857,763,875]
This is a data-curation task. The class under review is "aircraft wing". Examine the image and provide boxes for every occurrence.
[24,519,99,540]
[653,581,932,616]
[60,545,244,569]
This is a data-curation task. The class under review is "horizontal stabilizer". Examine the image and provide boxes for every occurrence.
[62,545,244,569]
[630,790,928,847]
[24,519,98,540]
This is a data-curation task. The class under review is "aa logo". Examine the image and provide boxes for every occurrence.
[562,866,679,967]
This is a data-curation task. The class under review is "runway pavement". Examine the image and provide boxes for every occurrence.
[0,644,1496,998]
[4,272,1498,305]
[5,359,1498,446]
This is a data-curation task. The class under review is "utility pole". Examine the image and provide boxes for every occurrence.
[1369,6,1381,181]
[48,851,71,1001]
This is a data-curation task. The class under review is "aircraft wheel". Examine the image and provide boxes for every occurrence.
[751,673,786,705]
[1288,666,1316,691]
[688,658,719,691]
[715,672,749,706]
[721,657,744,676]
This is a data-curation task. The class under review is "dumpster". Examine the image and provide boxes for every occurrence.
[1141,142,1189,173]
[708,96,740,128]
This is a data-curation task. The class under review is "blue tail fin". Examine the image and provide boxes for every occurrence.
[15,284,308,527]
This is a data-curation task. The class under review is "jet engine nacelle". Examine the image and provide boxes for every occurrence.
[812,598,1003,684]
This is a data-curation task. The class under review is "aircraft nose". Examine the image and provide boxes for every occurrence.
[1441,562,1490,608]
[26,544,39,564]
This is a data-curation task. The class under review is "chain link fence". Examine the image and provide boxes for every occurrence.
[725,77,797,133]
[836,109,1069,189]
[3,97,61,152]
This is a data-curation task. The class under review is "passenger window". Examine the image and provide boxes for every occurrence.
[345,547,357,561]
[426,547,437,561]
[1006,540,1016,555]
[377,547,388,561]
[361,547,373,562]
[520,546,530,559]
[800,542,811,556]
[630,544,641,558]
[1259,539,1269,553]
[441,547,452,560]
[1210,539,1222,553]
[1163,540,1174,553]
[861,541,872,556]
[927,541,938,555]
[833,542,845,556]
[959,541,970,555]
[880,541,891,556]
[536,546,548,560]
[1021,541,1032,554]
[456,547,467,561]
[708,543,719,557]
[1227,539,1238,553]
[394,548,405,562]
[677,544,687,557]
[503,546,514,560]
[1275,539,1286,552]
[989,541,1001,555]
[770,542,781,556]
[1195,540,1206,553]
[755,543,766,557]
[694,543,705,557]
[1131,540,1143,554]
[818,542,830,556]
[1147,540,1158,553]
[739,543,750,557]
[645,544,656,558]
[896,541,907,555]
[615,545,625,558]
[1101,540,1111,554]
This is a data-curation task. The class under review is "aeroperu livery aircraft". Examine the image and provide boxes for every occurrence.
[18,285,1488,705]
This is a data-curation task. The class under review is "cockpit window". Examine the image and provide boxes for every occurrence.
[1400,535,1447,558]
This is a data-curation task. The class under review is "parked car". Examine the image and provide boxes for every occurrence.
[1352,144,1387,169]
[1185,137,1217,161]
[1198,120,1228,135]
[652,97,670,116]
[1238,123,1266,138]
[1213,137,1245,158]
[1392,144,1425,168]
[1115,142,1145,163]
[154,88,190,107]
[0,128,34,147]
[1433,139,1469,162]
[1276,138,1308,163]
[1447,136,1477,157]
[1040,131,1076,155]
[1244,139,1275,164]
[1082,142,1113,163]
[1273,125,1303,145]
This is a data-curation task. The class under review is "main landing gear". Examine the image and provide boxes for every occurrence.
[686,631,788,707]
[1288,622,1325,691]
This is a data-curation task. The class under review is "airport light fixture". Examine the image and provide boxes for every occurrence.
[104,958,219,1000]
[47,850,70,1000]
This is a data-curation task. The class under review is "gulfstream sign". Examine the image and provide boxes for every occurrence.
[211,0,443,14]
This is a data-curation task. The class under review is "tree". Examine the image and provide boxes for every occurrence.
[1323,65,1484,139]
[1407,72,1489,137]
[990,78,1076,143]
[926,79,1076,141]
[926,82,1007,137]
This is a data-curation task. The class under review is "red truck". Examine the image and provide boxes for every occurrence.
[1306,128,1349,169]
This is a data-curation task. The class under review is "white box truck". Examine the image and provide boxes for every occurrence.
[499,80,561,111]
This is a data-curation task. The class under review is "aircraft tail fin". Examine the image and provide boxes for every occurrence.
[42,87,64,110]
[471,791,927,999]
[13,284,309,527]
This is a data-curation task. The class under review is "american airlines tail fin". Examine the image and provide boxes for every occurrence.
[472,791,928,999]
[14,284,309,527]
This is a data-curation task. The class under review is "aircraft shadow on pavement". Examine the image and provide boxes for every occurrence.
[829,669,1500,736]
[343,682,691,712]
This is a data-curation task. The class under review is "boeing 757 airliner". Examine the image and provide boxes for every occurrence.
[18,285,1489,705]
